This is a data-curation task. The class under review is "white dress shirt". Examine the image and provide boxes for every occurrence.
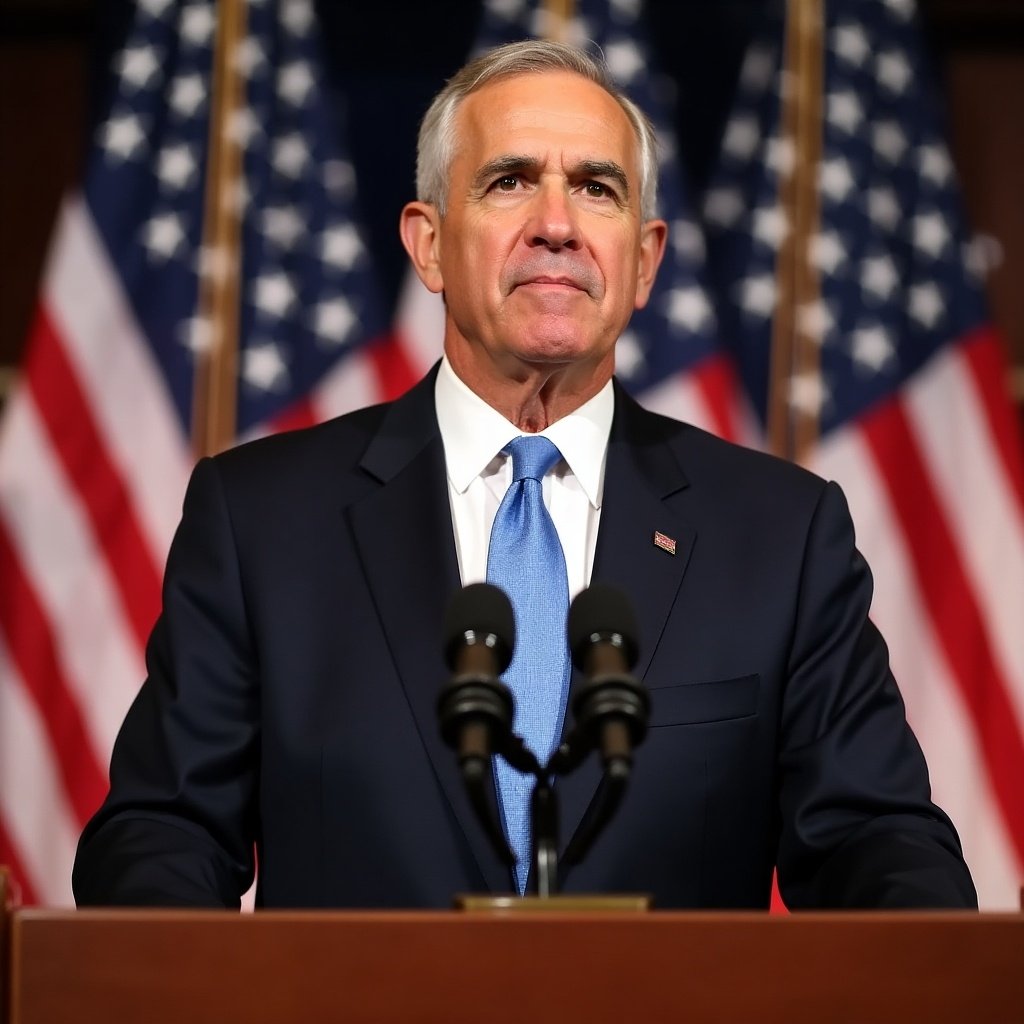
[434,356,613,600]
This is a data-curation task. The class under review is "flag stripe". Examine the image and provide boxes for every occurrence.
[367,332,420,403]
[0,816,39,908]
[0,522,108,825]
[26,308,163,651]
[814,429,1023,906]
[962,327,1024,514]
[692,353,745,443]
[862,398,1024,864]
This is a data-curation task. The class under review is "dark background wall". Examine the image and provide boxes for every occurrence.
[1,0,1022,421]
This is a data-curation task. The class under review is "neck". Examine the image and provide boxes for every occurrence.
[445,345,613,432]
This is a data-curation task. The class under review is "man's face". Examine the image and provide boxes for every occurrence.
[412,71,665,385]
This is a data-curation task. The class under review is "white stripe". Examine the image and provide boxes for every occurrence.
[44,195,191,563]
[310,350,383,420]
[903,344,1024,733]
[632,372,725,436]
[394,270,445,376]
[814,429,1022,909]
[0,391,145,756]
[0,638,80,906]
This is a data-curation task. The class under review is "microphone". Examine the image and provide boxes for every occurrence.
[566,583,649,773]
[438,582,516,770]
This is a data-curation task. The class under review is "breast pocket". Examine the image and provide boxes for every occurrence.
[645,674,759,728]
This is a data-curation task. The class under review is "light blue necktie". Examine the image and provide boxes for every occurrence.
[486,435,571,894]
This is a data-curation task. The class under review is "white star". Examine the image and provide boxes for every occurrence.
[826,90,863,134]
[141,212,186,260]
[614,330,644,377]
[321,223,364,270]
[243,342,289,392]
[323,159,356,198]
[178,315,212,354]
[852,324,896,372]
[809,231,847,274]
[157,144,197,190]
[181,5,216,46]
[671,219,705,261]
[277,61,316,106]
[605,38,644,84]
[235,37,268,78]
[819,157,855,202]
[883,0,915,21]
[918,144,953,185]
[139,0,174,17]
[867,187,901,231]
[765,136,794,177]
[752,205,788,249]
[272,133,310,178]
[963,233,1003,279]
[262,205,305,249]
[739,44,775,92]
[797,300,834,343]
[170,73,207,117]
[314,298,358,345]
[872,121,908,163]
[722,115,760,161]
[702,187,744,228]
[611,0,641,17]
[485,0,525,19]
[116,44,162,91]
[737,274,776,318]
[99,112,146,161]
[861,253,899,299]
[909,282,944,327]
[666,287,714,333]
[876,50,913,94]
[789,371,830,416]
[252,272,297,318]
[912,212,950,258]
[227,107,262,146]
[197,244,230,283]
[281,0,315,36]
[832,23,870,67]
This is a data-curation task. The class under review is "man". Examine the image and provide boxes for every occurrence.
[73,41,976,909]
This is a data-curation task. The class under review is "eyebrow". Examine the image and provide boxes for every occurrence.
[470,154,632,201]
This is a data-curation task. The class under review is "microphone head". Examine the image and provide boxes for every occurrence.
[443,583,516,673]
[567,583,639,671]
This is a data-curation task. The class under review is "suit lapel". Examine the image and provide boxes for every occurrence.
[345,372,510,892]
[558,386,697,865]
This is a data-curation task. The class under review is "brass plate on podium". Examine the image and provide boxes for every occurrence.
[455,893,650,912]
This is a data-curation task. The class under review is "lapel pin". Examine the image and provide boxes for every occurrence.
[653,531,677,556]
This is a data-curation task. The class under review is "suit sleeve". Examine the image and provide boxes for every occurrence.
[775,481,977,909]
[73,457,258,907]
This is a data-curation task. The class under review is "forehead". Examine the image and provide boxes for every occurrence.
[454,70,639,173]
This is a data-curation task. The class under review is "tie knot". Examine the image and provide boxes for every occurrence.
[505,435,562,483]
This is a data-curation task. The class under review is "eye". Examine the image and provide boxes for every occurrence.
[494,175,520,192]
[582,181,614,199]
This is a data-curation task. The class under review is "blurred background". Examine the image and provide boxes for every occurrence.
[0,0,1021,911]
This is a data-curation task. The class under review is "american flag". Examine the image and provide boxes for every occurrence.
[701,0,1024,908]
[0,0,415,906]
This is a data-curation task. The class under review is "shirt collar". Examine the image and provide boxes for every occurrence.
[434,355,613,509]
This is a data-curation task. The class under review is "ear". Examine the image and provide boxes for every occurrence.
[633,218,668,310]
[399,201,445,294]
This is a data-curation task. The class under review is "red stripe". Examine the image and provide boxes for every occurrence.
[0,519,109,826]
[268,396,318,434]
[861,397,1024,866]
[0,817,39,906]
[25,306,162,648]
[960,326,1024,516]
[368,331,420,402]
[693,353,744,443]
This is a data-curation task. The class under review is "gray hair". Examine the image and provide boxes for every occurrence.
[416,39,660,220]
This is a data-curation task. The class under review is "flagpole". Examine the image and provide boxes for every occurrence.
[541,0,575,40]
[768,0,824,462]
[192,0,248,458]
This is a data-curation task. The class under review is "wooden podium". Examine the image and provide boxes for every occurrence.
[3,901,1022,1023]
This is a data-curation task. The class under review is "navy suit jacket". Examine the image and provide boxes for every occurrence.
[73,369,976,909]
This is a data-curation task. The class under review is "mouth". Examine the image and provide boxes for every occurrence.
[517,276,586,291]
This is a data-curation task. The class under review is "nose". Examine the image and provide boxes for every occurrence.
[524,182,580,251]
